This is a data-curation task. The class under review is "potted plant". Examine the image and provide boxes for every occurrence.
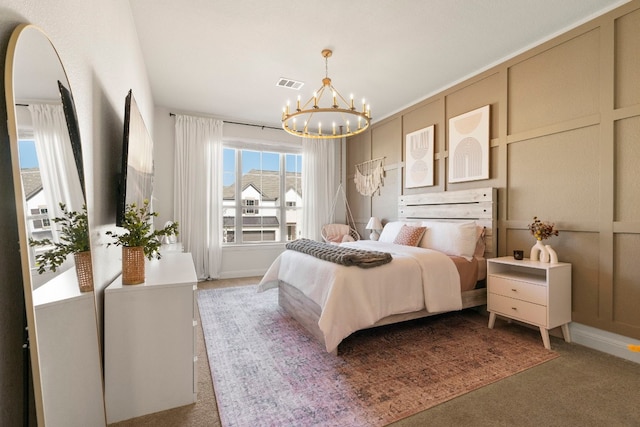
[29,203,94,292]
[106,199,179,285]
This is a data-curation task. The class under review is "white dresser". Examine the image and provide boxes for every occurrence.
[33,268,106,427]
[487,256,572,349]
[104,252,198,423]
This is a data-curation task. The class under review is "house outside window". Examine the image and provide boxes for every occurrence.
[223,146,302,244]
[242,198,258,215]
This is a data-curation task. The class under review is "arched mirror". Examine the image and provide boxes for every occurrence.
[5,24,106,425]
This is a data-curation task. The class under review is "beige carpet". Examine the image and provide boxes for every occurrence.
[109,278,640,426]
[196,284,557,426]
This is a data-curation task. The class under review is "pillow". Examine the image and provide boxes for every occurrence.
[341,234,355,243]
[378,221,407,243]
[419,221,478,260]
[393,225,427,247]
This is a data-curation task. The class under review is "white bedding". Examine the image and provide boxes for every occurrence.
[258,240,462,353]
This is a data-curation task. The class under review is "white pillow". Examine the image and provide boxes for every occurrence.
[378,221,407,243]
[419,221,479,261]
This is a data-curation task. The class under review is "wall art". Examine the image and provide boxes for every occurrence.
[405,125,434,188]
[448,105,489,183]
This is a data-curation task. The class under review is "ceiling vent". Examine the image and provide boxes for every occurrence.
[276,78,304,90]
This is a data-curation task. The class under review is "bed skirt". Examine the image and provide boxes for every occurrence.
[278,280,487,355]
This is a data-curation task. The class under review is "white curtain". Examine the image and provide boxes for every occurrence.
[301,138,337,241]
[174,115,223,280]
[28,103,84,230]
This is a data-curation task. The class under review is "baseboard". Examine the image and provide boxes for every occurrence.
[570,323,640,364]
[219,268,266,279]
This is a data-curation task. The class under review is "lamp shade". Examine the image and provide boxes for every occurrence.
[366,217,383,231]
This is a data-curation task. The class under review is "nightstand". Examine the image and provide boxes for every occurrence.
[487,256,572,349]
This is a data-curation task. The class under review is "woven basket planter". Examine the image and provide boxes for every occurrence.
[73,251,94,292]
[122,246,145,285]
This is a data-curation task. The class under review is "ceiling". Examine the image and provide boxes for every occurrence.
[129,0,627,130]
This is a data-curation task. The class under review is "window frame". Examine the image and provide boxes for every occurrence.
[222,140,302,245]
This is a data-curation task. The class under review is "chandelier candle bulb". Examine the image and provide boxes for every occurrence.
[333,91,337,108]
[296,95,301,111]
[362,98,366,113]
[350,94,355,110]
[313,92,318,108]
[332,122,336,135]
[347,120,350,133]
[318,122,322,135]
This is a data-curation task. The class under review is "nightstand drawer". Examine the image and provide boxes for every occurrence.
[489,275,547,306]
[488,293,546,326]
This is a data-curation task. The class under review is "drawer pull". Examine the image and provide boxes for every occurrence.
[511,307,517,311]
[511,288,517,292]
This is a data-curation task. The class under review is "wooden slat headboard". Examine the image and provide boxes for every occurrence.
[398,187,497,258]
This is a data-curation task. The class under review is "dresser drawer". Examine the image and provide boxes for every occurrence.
[489,275,547,306]
[488,293,547,326]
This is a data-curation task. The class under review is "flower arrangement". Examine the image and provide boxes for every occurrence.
[106,200,179,260]
[528,216,559,241]
[29,203,90,274]
[629,344,640,353]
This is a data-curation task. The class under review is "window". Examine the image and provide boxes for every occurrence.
[223,147,302,244]
[32,207,51,230]
[242,199,258,215]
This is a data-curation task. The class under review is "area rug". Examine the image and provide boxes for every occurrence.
[198,285,558,427]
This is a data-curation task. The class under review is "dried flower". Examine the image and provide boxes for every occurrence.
[528,216,559,241]
[629,344,640,353]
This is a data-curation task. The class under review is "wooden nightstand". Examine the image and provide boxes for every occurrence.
[487,256,572,349]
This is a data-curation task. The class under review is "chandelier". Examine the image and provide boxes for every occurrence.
[281,49,371,139]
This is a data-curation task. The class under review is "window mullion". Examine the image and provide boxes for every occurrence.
[279,154,286,242]
[235,149,242,243]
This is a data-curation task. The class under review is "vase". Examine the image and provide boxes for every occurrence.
[122,246,145,285]
[74,251,94,292]
[546,245,558,264]
[530,240,549,262]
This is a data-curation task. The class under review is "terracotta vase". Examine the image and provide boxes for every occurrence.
[74,251,94,292]
[122,246,145,285]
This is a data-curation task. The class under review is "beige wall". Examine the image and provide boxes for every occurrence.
[347,0,640,340]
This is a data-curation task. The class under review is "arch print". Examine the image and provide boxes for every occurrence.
[448,105,490,183]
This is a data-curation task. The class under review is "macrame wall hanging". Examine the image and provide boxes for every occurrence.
[354,157,385,196]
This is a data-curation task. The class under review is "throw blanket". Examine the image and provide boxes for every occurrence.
[285,238,392,268]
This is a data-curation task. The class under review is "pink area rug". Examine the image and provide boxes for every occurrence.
[198,285,558,427]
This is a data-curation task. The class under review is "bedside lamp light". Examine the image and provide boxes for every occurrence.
[366,217,383,241]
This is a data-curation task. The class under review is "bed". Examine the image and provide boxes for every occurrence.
[258,187,497,354]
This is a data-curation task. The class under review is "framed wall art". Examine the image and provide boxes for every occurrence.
[448,105,490,183]
[405,125,434,188]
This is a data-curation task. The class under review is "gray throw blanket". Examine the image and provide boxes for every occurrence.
[285,238,392,269]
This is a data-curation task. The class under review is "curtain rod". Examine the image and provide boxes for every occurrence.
[169,112,282,131]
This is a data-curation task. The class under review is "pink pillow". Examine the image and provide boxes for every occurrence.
[393,225,427,247]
